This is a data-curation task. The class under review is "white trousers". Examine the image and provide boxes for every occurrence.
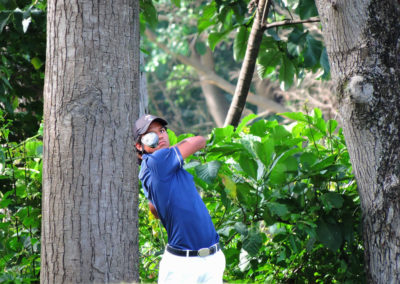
[158,249,225,284]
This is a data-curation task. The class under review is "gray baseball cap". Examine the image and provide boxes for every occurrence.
[133,114,168,141]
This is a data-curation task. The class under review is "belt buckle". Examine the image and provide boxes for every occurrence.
[198,248,210,257]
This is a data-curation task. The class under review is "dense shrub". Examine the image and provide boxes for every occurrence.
[0,110,42,283]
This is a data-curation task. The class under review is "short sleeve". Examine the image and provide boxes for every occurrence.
[145,147,183,178]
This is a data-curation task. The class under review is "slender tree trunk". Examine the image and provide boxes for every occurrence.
[224,0,272,127]
[41,0,140,283]
[315,0,400,282]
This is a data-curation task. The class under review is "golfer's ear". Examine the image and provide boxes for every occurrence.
[135,141,142,151]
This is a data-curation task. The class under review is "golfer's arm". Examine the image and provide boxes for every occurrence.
[176,136,206,159]
[148,202,159,219]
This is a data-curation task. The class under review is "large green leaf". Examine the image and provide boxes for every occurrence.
[0,11,12,33]
[0,0,17,10]
[254,138,274,167]
[211,125,234,144]
[296,0,319,20]
[315,117,326,134]
[194,160,221,184]
[242,228,263,256]
[208,29,231,51]
[237,183,257,207]
[287,28,307,57]
[279,111,308,123]
[268,162,287,185]
[279,56,295,90]
[288,28,307,45]
[321,192,344,209]
[233,26,249,61]
[197,3,217,34]
[316,219,343,251]
[234,222,248,236]
[268,202,290,219]
[257,49,281,78]
[235,113,257,135]
[271,125,291,142]
[249,119,268,137]
[304,34,323,67]
[327,119,338,135]
[300,152,318,170]
[238,153,258,180]
[207,144,244,159]
[141,0,158,29]
[310,155,336,171]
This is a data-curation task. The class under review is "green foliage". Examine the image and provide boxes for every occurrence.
[0,110,42,283]
[0,0,46,141]
[139,109,365,283]
[199,0,329,90]
[140,0,330,134]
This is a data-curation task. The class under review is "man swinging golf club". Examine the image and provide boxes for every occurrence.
[134,114,225,284]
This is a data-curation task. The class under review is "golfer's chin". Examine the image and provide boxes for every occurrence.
[157,142,169,149]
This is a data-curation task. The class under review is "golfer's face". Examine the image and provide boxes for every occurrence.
[142,121,170,153]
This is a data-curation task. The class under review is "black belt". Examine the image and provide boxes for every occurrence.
[166,243,220,257]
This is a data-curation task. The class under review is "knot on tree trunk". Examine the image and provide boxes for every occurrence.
[345,75,374,105]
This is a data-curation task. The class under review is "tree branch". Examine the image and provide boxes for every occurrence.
[145,29,289,114]
[263,17,320,30]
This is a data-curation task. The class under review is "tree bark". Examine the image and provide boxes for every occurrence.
[224,0,272,127]
[196,47,230,127]
[41,0,140,283]
[315,0,400,282]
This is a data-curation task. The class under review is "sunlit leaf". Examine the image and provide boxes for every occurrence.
[235,113,257,135]
[279,111,308,123]
[220,173,237,199]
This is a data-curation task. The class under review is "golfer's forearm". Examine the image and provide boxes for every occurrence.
[177,136,206,159]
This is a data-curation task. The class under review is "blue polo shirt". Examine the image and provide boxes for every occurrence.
[139,146,219,250]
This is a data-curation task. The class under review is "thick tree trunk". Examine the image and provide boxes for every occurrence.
[41,0,140,283]
[315,0,400,282]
